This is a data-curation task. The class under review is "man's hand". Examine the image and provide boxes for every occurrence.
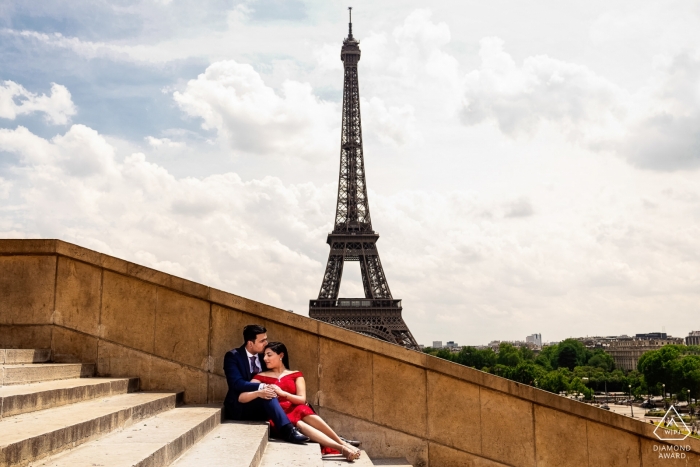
[258,386,278,400]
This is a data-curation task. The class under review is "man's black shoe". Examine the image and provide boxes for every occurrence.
[340,436,361,447]
[286,427,310,444]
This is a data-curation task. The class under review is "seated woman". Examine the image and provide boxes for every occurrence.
[238,342,361,462]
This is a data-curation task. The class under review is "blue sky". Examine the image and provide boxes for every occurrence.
[2,0,700,346]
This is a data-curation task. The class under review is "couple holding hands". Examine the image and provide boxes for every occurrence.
[224,324,362,462]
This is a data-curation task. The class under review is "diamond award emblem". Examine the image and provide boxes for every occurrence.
[653,406,690,441]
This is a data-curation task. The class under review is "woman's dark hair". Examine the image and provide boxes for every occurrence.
[243,324,267,345]
[264,342,290,369]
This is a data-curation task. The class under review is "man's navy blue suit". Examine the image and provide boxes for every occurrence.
[223,345,292,431]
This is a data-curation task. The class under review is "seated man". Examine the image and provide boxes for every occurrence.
[223,324,309,444]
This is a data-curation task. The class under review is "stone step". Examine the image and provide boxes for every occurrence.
[0,349,51,364]
[372,459,412,466]
[171,422,269,467]
[259,440,323,467]
[0,363,94,386]
[0,377,139,418]
[322,450,373,466]
[0,391,178,467]
[39,406,221,467]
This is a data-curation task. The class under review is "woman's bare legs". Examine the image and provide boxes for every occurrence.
[301,415,344,444]
[299,415,360,458]
[296,420,359,461]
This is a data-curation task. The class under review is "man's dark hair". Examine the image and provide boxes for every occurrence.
[243,324,267,345]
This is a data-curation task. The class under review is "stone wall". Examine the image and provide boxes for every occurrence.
[1,239,699,466]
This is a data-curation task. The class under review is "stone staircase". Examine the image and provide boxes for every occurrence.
[0,349,411,467]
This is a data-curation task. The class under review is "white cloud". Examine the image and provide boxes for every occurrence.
[504,197,534,218]
[461,37,625,141]
[146,136,185,148]
[173,60,338,160]
[619,53,700,170]
[0,81,76,124]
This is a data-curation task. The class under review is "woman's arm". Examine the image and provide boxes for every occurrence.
[238,379,276,403]
[271,377,307,405]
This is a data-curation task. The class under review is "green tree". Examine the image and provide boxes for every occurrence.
[509,361,544,385]
[497,343,522,367]
[587,350,614,371]
[535,344,557,370]
[556,339,589,371]
[519,346,536,362]
[454,346,496,370]
[638,345,682,392]
[539,368,570,393]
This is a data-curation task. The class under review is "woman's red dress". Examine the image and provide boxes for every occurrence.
[255,371,315,428]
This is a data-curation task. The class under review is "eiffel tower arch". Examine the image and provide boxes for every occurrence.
[309,9,420,351]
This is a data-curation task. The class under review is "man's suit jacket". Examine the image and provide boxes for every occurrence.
[223,345,269,418]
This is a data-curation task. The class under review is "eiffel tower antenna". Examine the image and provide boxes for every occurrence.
[309,11,420,351]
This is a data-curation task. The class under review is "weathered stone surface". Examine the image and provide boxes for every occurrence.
[428,443,509,467]
[101,271,157,354]
[1,363,94,385]
[208,373,228,404]
[0,377,137,418]
[154,287,210,369]
[586,420,640,467]
[317,407,429,467]
[372,459,414,466]
[0,256,56,325]
[52,326,98,363]
[373,354,427,438]
[480,388,535,467]
[3,349,51,364]
[0,325,52,349]
[54,257,101,335]
[97,340,207,404]
[427,371,481,455]
[319,339,373,421]
[259,440,323,467]
[0,391,177,467]
[171,422,268,467]
[639,437,700,467]
[39,406,220,467]
[534,405,588,466]
[318,321,426,367]
[0,239,57,254]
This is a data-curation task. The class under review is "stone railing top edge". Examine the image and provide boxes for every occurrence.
[0,238,683,446]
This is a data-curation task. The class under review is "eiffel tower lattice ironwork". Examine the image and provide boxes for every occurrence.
[309,8,420,351]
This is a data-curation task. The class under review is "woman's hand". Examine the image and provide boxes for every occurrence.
[258,386,278,400]
[269,384,287,397]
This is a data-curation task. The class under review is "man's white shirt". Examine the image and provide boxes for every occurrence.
[245,348,266,390]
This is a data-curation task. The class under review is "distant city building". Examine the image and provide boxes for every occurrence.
[687,331,700,346]
[571,333,683,371]
[636,332,667,339]
[526,333,542,348]
[445,341,459,350]
[488,340,538,352]
[432,341,443,349]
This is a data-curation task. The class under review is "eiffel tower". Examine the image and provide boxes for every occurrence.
[309,9,420,351]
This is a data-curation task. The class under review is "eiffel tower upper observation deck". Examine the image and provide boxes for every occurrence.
[309,9,420,351]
